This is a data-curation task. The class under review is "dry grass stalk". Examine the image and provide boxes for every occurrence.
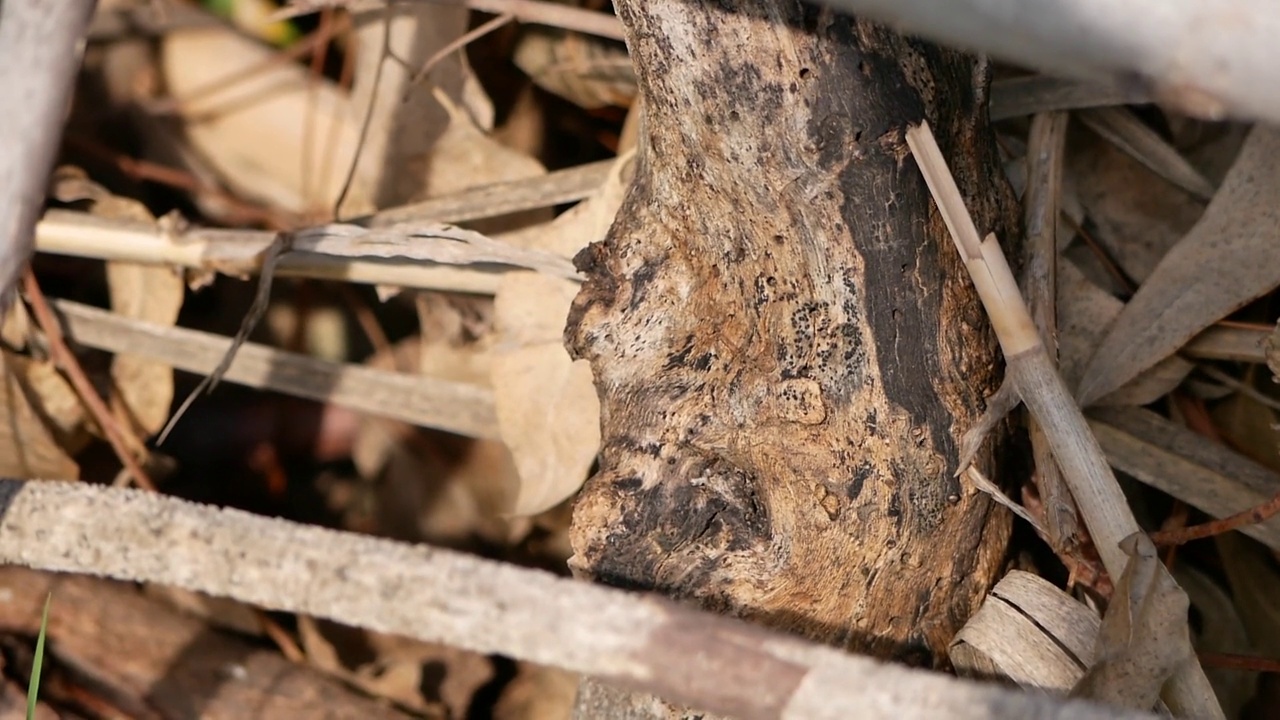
[905,121,1222,718]
[54,299,499,440]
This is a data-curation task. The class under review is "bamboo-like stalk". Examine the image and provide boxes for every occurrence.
[905,122,1222,719]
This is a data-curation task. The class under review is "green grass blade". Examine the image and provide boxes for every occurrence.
[25,593,51,720]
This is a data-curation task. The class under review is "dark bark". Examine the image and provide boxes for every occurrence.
[566,1,1018,711]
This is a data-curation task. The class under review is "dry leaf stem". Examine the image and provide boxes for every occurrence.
[0,479,1153,720]
[22,272,156,491]
[905,122,1221,719]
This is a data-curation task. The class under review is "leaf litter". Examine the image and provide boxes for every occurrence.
[10,1,1280,718]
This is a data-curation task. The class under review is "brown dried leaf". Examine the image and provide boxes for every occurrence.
[107,263,184,437]
[1217,532,1280,659]
[1070,534,1195,711]
[1076,107,1215,201]
[1173,566,1259,718]
[161,28,367,213]
[513,27,635,110]
[52,169,187,437]
[1058,260,1191,405]
[1066,130,1204,285]
[488,156,630,516]
[1078,126,1280,405]
[492,273,599,516]
[0,351,80,479]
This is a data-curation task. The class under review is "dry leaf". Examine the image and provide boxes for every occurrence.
[348,4,494,211]
[1076,107,1215,201]
[0,351,80,479]
[513,27,636,110]
[1078,126,1280,405]
[492,273,599,516]
[487,155,631,516]
[162,28,367,213]
[52,169,187,437]
[1071,534,1195,711]
[1066,130,1204,285]
[107,261,184,437]
[1058,260,1191,405]
[1173,566,1259,718]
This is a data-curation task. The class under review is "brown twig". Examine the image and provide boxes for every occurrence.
[1198,651,1280,674]
[22,270,156,491]
[1150,489,1280,547]
[409,12,515,86]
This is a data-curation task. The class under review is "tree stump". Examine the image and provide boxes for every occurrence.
[566,0,1018,713]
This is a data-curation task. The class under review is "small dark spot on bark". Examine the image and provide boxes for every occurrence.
[848,461,873,500]
[664,342,695,370]
[628,258,660,310]
[692,352,715,371]
[799,67,811,79]
[615,475,643,492]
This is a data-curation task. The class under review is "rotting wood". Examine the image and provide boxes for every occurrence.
[565,6,1016,715]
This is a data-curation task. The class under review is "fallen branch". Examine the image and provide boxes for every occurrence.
[817,0,1280,122]
[0,479,1150,720]
[0,0,97,302]
[54,299,499,439]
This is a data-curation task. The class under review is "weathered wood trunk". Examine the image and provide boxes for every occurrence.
[566,0,1017,712]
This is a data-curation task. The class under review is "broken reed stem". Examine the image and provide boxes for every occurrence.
[905,121,1223,720]
[22,271,156,492]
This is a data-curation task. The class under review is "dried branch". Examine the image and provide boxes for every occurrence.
[0,479,1152,720]
[0,0,97,303]
[54,299,499,439]
[816,0,1280,122]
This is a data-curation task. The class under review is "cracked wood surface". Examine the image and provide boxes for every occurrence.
[566,0,1019,689]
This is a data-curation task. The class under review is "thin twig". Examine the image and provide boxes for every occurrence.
[409,12,515,87]
[1198,652,1280,675]
[156,236,291,444]
[54,299,498,439]
[1150,489,1280,547]
[22,271,156,491]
